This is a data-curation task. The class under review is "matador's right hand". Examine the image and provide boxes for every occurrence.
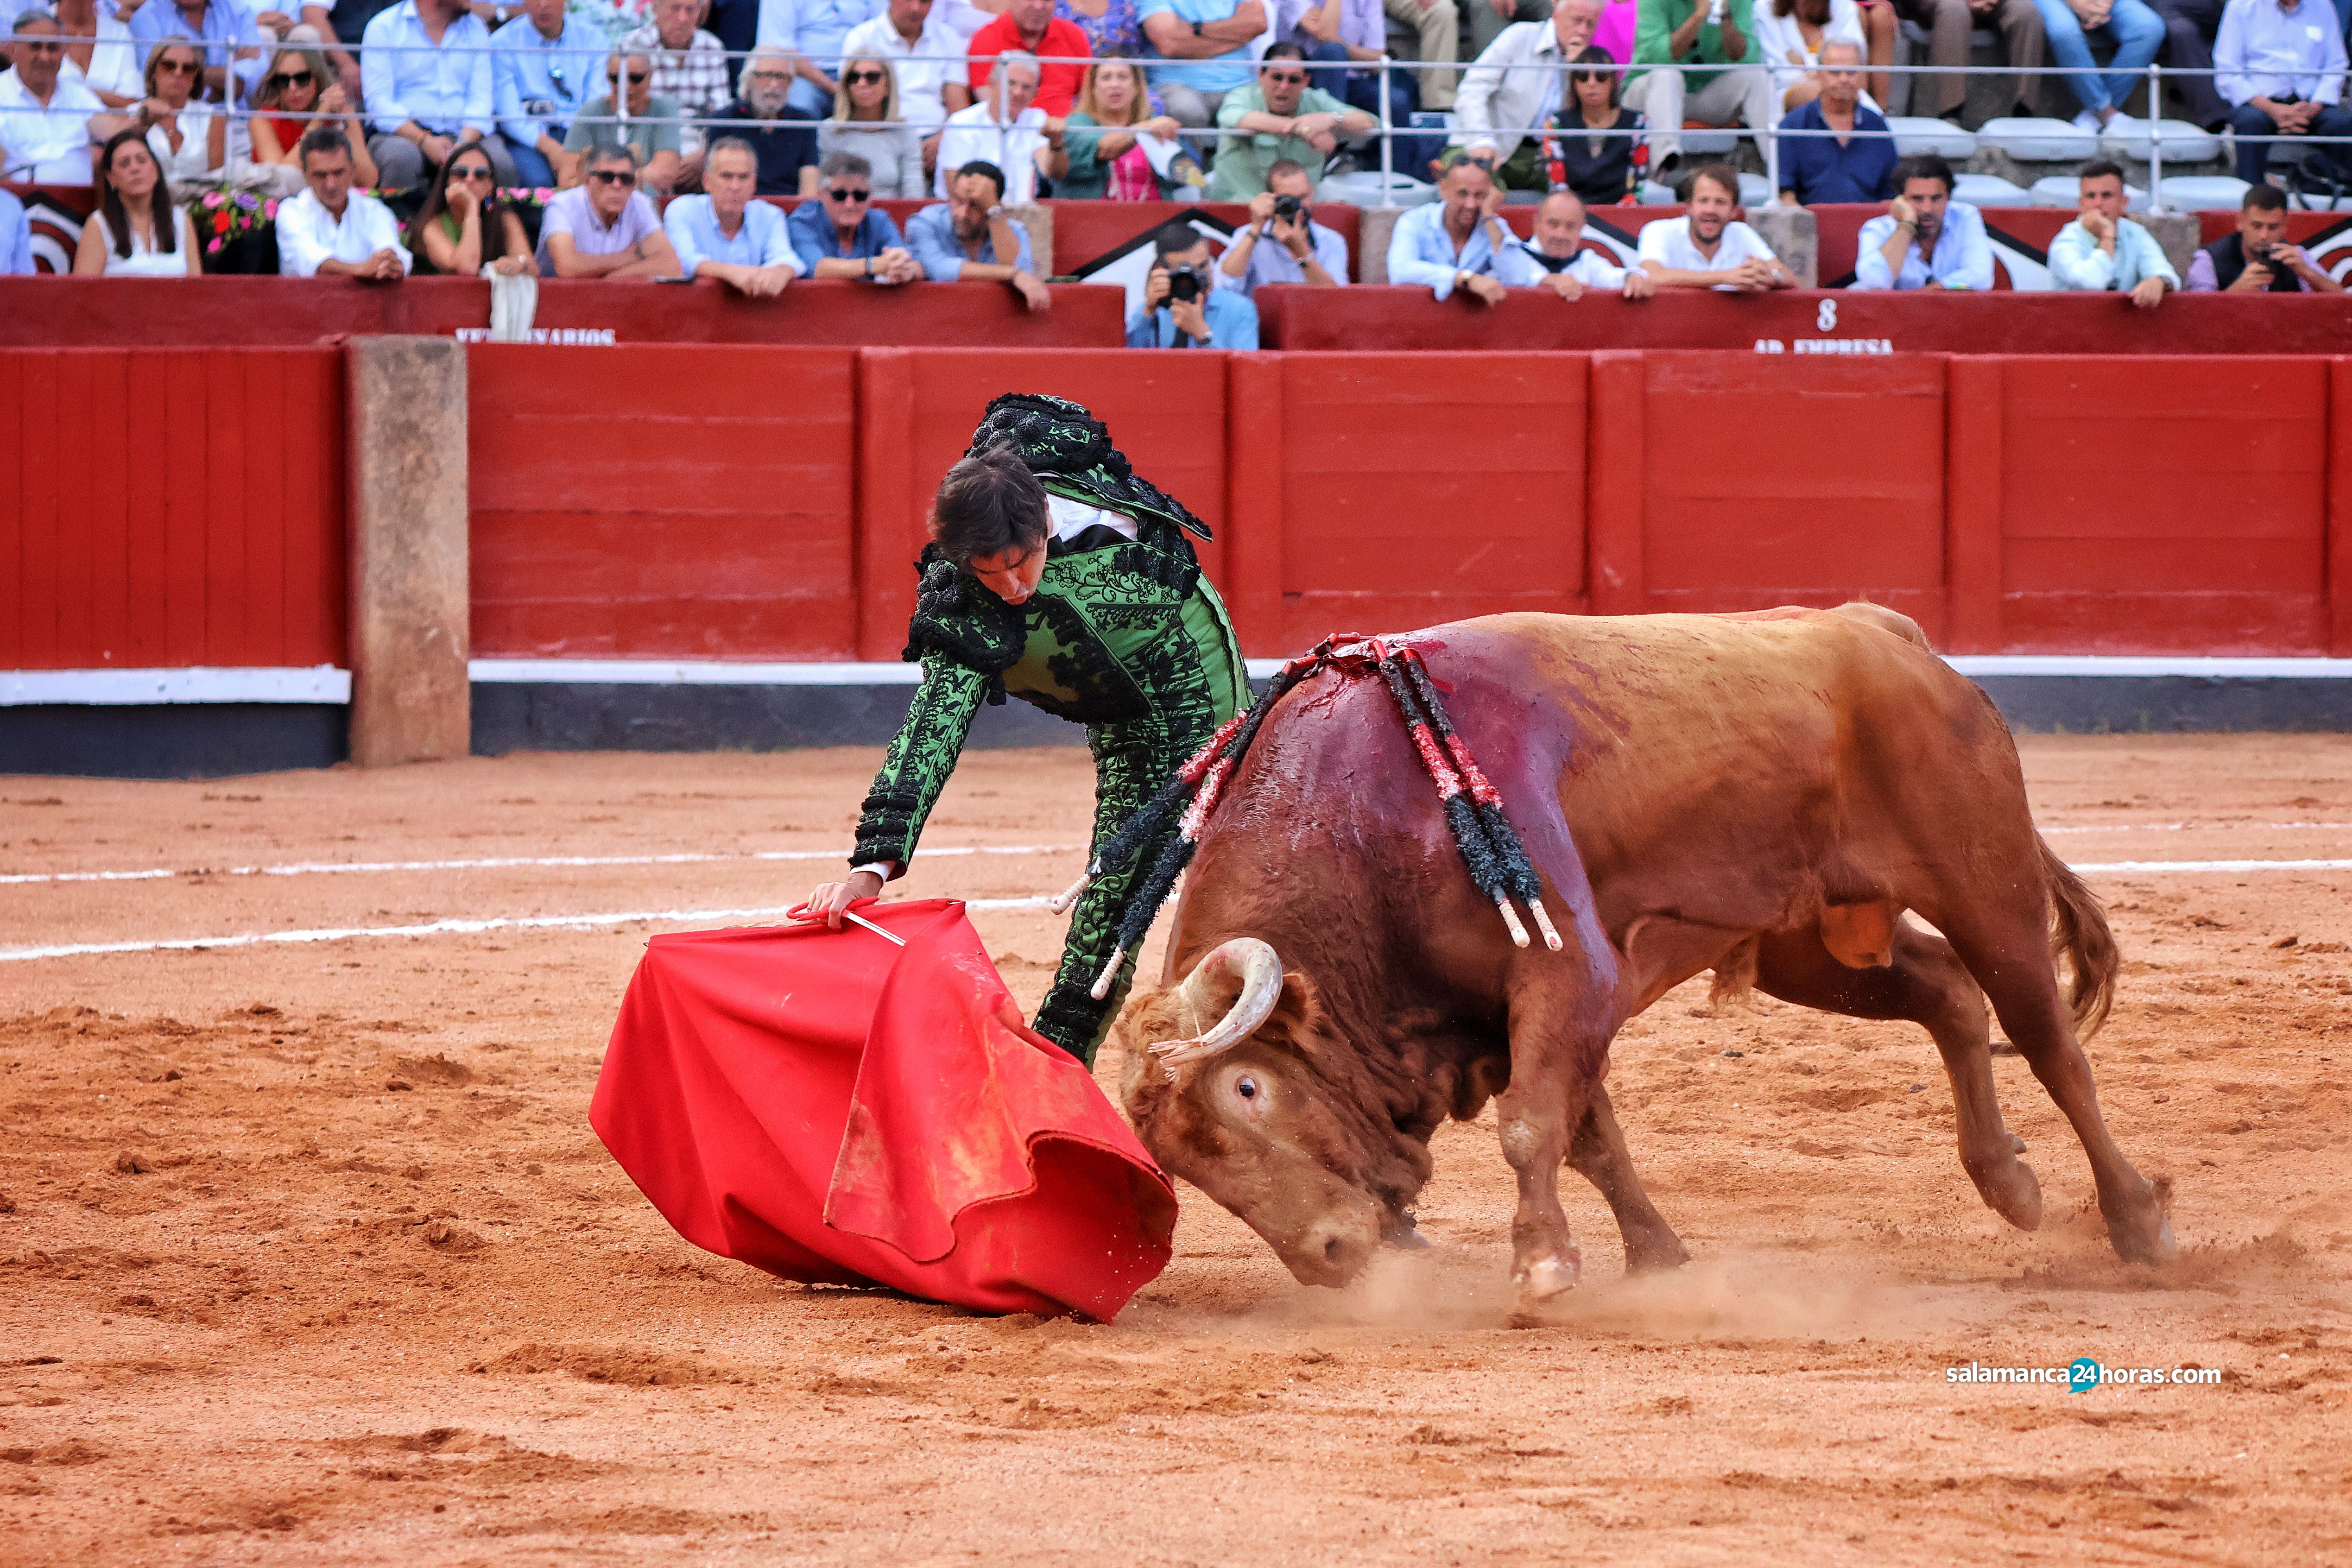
[804,869,885,929]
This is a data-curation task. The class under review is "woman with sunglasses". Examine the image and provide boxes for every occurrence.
[73,126,200,274]
[1548,48,1640,207]
[126,40,223,182]
[410,144,533,275]
[246,43,376,189]
[816,55,925,199]
[1058,58,1196,199]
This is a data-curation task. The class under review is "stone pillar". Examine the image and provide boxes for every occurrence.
[1358,206,1405,285]
[345,336,470,768]
[1004,204,1055,276]
[2134,212,2200,282]
[1749,204,1818,288]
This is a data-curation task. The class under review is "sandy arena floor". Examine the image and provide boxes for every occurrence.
[2,735,2348,1567]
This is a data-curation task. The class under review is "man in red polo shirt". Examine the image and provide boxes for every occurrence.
[968,0,1091,115]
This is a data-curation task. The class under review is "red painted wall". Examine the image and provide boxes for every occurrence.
[0,347,344,670]
[466,344,859,659]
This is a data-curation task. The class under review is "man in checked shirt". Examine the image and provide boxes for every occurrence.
[621,0,733,180]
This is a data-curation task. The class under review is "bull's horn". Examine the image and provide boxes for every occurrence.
[1146,938,1285,1070]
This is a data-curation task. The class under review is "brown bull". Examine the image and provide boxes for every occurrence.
[1113,606,2175,1308]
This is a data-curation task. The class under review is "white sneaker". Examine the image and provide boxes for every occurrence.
[2103,112,2143,135]
[2071,108,2103,132]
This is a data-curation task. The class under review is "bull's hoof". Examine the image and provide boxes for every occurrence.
[1513,1252,1580,1310]
[1973,1156,2043,1233]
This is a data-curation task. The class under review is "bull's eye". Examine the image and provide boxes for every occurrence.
[1236,1076,1259,1100]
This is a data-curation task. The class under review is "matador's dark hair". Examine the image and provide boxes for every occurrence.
[929,446,1050,568]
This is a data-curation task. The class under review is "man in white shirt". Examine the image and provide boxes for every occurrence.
[276,126,412,277]
[661,134,799,294]
[2214,0,2352,187]
[1386,154,1515,302]
[1852,152,1993,291]
[1448,0,1599,190]
[1499,189,1655,298]
[2046,157,2176,307]
[842,0,973,160]
[1215,158,1349,296]
[0,11,105,183]
[933,48,1050,201]
[1636,163,1792,291]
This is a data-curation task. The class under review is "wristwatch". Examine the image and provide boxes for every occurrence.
[1191,17,1203,33]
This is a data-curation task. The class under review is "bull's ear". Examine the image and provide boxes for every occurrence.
[1256,967,1325,1063]
[1113,983,1184,1112]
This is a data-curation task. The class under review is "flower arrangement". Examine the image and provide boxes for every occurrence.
[566,0,651,45]
[193,189,278,256]
[497,187,559,210]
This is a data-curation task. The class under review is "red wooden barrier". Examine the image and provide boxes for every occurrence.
[1041,199,1363,281]
[467,344,859,659]
[0,347,344,670]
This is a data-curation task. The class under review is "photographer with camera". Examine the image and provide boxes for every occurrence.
[1127,222,1262,347]
[2185,182,2344,293]
[1216,160,1350,298]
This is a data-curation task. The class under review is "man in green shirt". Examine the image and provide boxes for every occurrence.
[564,52,685,194]
[1623,0,1774,180]
[1207,42,1376,200]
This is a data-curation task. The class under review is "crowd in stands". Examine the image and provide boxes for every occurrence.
[4,0,2350,303]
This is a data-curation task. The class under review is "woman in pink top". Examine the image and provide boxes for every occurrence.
[1592,0,1635,62]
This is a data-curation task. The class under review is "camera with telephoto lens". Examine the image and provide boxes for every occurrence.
[1167,268,1202,303]
[1272,192,1305,225]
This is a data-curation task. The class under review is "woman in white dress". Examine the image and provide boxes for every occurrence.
[1753,0,1887,112]
[816,56,927,200]
[71,128,203,276]
[56,0,142,107]
[130,39,225,181]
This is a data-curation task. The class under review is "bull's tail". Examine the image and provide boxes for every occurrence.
[2038,833,2118,1041]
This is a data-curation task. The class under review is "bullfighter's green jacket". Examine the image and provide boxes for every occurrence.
[852,394,1250,1063]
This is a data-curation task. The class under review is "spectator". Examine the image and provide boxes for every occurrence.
[842,0,973,166]
[1638,161,1793,287]
[663,133,801,292]
[248,42,376,188]
[1553,47,1639,204]
[1471,0,1551,61]
[757,0,891,116]
[720,44,822,194]
[1136,0,1267,132]
[1056,0,1152,59]
[128,40,222,180]
[1386,153,1515,302]
[1215,156,1347,293]
[971,0,1090,113]
[537,142,681,275]
[0,185,33,272]
[1499,187,1657,295]
[905,156,1052,307]
[2,9,105,183]
[1751,0,1864,112]
[1387,0,1459,110]
[2047,158,2175,305]
[2185,180,2344,291]
[820,53,927,194]
[621,0,731,174]
[1595,0,1636,56]
[1284,0,1412,137]
[786,147,923,277]
[1891,0,2042,127]
[127,0,263,104]
[307,0,397,107]
[935,49,1053,200]
[1207,40,1372,198]
[363,0,509,191]
[2216,0,2351,187]
[276,125,412,276]
[490,0,608,188]
[1127,220,1259,344]
[2148,0,2226,130]
[1060,56,1198,195]
[564,52,684,194]
[1852,151,1988,287]
[1773,42,1893,203]
[56,0,141,107]
[71,126,198,271]
[409,139,532,272]
[2031,0,2161,133]
[1625,0,1776,178]
[1451,0,1600,191]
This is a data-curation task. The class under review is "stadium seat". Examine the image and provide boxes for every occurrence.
[1953,172,2030,205]
[2100,118,2220,162]
[1638,179,1679,204]
[1320,169,1436,206]
[2029,174,2150,211]
[1679,122,1740,154]
[1738,170,1774,207]
[2156,174,2251,209]
[1976,116,2098,162]
[1887,115,1976,158]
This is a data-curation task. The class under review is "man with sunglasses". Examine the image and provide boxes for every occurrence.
[361,0,512,190]
[538,142,682,274]
[1206,40,1370,199]
[490,0,604,188]
[786,148,922,279]
[664,134,800,292]
[906,157,1051,308]
[563,50,683,193]
[2,8,107,183]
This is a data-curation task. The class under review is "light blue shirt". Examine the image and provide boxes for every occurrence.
[904,201,1036,279]
[664,194,799,274]
[1213,216,1350,296]
[491,13,606,151]
[1852,201,1993,291]
[1385,198,1514,301]
[756,0,887,65]
[2215,0,2347,105]
[129,0,264,99]
[1125,285,1260,347]
[2047,214,2182,292]
[0,189,32,274]
[363,1,495,137]
[1137,0,1258,93]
